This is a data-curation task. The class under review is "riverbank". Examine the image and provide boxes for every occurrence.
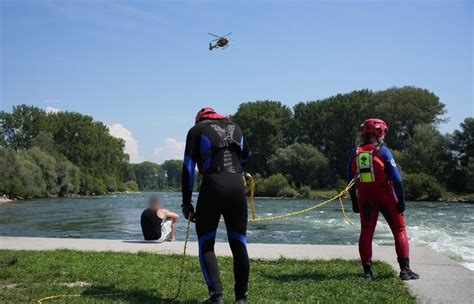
[3,189,473,203]
[1,237,473,303]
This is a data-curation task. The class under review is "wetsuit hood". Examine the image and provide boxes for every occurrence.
[195,107,226,124]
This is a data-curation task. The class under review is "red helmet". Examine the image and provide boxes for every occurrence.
[195,107,226,123]
[362,118,388,137]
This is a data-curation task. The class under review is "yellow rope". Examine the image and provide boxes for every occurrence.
[247,177,356,224]
[172,215,192,300]
[38,292,122,304]
[244,173,257,220]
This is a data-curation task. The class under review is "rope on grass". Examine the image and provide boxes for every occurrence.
[172,214,192,300]
[37,292,123,304]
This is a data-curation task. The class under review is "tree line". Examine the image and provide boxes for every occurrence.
[1,86,473,201]
[232,86,473,200]
[0,105,184,198]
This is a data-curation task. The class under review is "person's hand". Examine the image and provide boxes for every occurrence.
[181,204,195,222]
[397,200,405,214]
[351,198,359,213]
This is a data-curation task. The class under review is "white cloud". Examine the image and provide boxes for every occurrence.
[109,123,144,163]
[153,138,185,163]
[45,106,62,114]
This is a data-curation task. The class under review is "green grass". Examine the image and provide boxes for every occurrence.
[0,250,415,304]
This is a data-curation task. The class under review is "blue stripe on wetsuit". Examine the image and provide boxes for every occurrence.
[198,230,217,286]
[200,134,212,171]
[241,136,250,164]
[379,146,404,202]
[227,230,248,245]
[183,154,195,192]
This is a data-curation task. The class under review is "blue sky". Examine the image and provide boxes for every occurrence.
[1,0,472,163]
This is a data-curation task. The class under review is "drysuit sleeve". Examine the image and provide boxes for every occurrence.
[379,146,405,203]
[241,136,251,165]
[181,126,200,205]
[346,149,357,201]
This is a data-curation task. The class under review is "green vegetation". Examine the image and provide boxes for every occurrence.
[0,106,134,198]
[1,86,473,200]
[0,250,415,303]
[233,86,473,200]
[0,106,185,198]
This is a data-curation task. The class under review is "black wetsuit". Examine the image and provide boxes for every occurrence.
[181,119,250,298]
[140,208,162,240]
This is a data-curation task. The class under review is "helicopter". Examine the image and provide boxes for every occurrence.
[208,32,232,50]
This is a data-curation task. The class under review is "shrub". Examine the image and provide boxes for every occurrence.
[298,185,311,198]
[255,173,290,197]
[277,186,299,198]
[404,173,445,201]
[123,180,139,192]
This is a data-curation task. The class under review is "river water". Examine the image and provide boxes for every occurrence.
[1,192,473,270]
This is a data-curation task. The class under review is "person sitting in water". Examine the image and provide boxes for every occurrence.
[140,195,179,242]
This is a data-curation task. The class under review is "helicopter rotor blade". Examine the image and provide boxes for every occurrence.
[208,33,220,38]
[211,38,219,42]
[222,32,232,37]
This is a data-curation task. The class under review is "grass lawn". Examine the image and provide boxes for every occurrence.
[0,250,415,304]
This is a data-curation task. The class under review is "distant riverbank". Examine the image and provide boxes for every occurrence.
[3,189,474,203]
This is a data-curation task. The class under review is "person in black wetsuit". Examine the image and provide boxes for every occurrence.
[181,107,250,304]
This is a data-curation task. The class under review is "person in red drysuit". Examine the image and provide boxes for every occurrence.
[347,118,419,280]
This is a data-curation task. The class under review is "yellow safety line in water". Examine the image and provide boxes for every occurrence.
[247,175,356,224]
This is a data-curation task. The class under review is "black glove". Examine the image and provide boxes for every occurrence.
[181,203,196,222]
[351,197,359,213]
[397,200,405,214]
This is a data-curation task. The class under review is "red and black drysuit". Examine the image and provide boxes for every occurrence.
[346,142,409,264]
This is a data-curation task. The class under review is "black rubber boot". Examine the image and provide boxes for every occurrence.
[235,284,248,303]
[362,262,375,280]
[202,291,224,304]
[398,257,419,280]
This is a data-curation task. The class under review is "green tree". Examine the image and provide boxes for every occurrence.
[398,124,452,183]
[449,118,474,192]
[23,147,60,196]
[31,131,58,155]
[162,159,183,189]
[0,105,48,150]
[131,162,166,190]
[232,101,293,175]
[55,156,81,196]
[0,149,24,197]
[268,143,331,188]
[255,173,291,197]
[293,90,372,178]
[404,173,445,201]
[362,86,446,150]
